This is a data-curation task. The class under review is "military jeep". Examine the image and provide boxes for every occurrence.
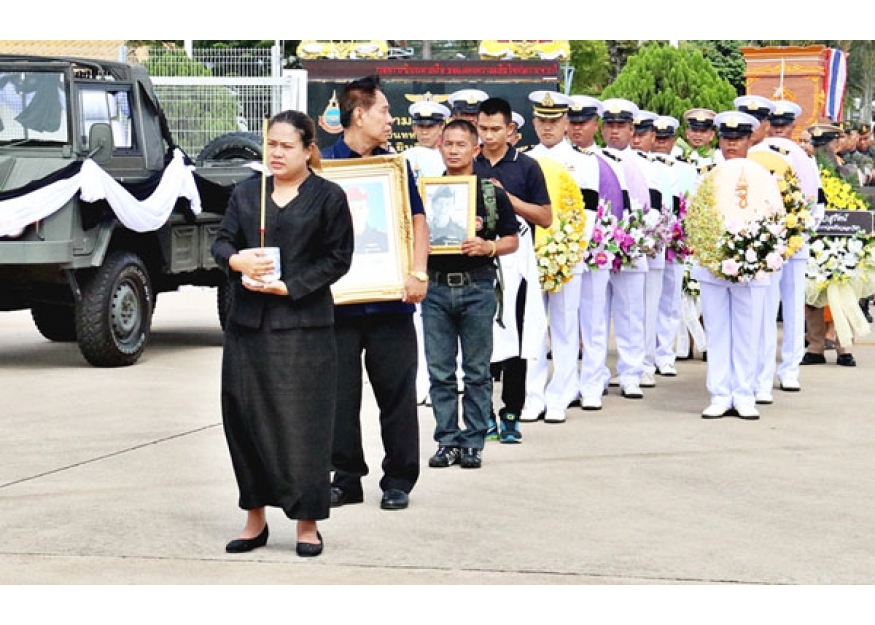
[0,55,260,366]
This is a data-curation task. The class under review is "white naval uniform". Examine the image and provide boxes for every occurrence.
[695,155,777,410]
[636,151,674,378]
[652,153,698,370]
[600,146,650,389]
[749,140,825,393]
[570,145,617,402]
[403,145,447,403]
[694,265,770,408]
[776,153,824,385]
[522,141,601,415]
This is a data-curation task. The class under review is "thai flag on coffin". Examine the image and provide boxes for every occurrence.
[822,48,848,122]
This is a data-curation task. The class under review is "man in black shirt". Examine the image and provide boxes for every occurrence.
[322,75,429,511]
[473,97,551,444]
[424,119,519,469]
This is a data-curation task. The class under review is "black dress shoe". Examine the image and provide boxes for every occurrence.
[380,488,409,510]
[296,531,323,558]
[330,486,363,508]
[837,353,857,367]
[800,352,826,365]
[225,524,268,554]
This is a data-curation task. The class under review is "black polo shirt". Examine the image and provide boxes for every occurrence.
[473,143,551,237]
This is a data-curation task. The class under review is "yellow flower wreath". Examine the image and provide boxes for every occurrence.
[532,156,587,293]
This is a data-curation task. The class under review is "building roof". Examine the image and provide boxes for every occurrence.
[0,40,124,62]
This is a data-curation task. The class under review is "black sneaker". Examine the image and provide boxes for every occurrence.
[429,446,461,468]
[460,447,482,469]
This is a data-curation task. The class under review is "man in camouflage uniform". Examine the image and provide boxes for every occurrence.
[845,122,875,186]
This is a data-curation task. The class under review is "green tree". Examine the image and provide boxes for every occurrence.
[565,40,611,95]
[142,49,240,158]
[600,42,736,120]
[605,40,641,82]
[686,40,747,95]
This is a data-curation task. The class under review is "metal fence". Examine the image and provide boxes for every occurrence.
[127,46,301,160]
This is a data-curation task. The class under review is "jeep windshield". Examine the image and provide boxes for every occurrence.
[0,70,69,145]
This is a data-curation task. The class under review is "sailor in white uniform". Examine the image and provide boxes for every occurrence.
[650,115,698,377]
[520,91,600,423]
[599,98,651,400]
[404,100,450,184]
[734,96,787,406]
[632,110,675,388]
[447,88,489,125]
[696,111,778,420]
[404,100,452,406]
[564,95,622,411]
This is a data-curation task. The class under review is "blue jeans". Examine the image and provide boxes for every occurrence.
[422,276,496,449]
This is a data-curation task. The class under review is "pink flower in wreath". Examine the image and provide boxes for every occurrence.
[721,258,741,276]
[591,227,604,244]
[594,250,610,266]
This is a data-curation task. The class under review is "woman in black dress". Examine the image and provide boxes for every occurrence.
[212,110,353,557]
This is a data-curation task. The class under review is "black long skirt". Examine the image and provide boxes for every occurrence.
[221,322,336,520]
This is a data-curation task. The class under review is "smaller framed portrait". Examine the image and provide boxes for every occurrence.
[419,175,477,254]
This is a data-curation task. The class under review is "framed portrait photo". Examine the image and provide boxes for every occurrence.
[419,175,477,254]
[319,155,414,305]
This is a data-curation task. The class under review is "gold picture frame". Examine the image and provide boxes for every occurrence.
[419,175,477,255]
[319,155,414,305]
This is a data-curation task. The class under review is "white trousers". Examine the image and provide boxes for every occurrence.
[656,262,684,367]
[523,293,550,413]
[699,281,766,406]
[578,268,611,397]
[643,266,665,373]
[605,271,646,386]
[524,269,612,409]
[755,268,783,394]
[524,274,585,412]
[777,257,806,382]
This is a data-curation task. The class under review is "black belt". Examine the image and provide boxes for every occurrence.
[428,266,496,287]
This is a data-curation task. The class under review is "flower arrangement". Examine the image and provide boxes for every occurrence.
[665,194,691,264]
[776,169,817,259]
[805,230,875,306]
[819,165,870,211]
[681,259,700,297]
[686,175,788,283]
[581,201,649,273]
[635,206,673,258]
[534,161,586,293]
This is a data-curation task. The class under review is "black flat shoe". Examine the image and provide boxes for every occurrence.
[330,486,364,508]
[296,531,324,558]
[837,353,857,367]
[800,352,826,365]
[225,524,268,554]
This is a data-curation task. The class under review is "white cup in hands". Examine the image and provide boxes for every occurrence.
[240,247,281,287]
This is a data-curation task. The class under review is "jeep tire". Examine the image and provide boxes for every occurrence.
[196,132,262,166]
[31,303,77,342]
[76,251,153,367]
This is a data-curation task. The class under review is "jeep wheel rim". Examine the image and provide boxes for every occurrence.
[111,280,142,343]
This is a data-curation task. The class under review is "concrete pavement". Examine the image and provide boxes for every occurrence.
[1,286,875,585]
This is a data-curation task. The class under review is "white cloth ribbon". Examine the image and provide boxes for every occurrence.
[825,281,871,347]
[0,149,201,237]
